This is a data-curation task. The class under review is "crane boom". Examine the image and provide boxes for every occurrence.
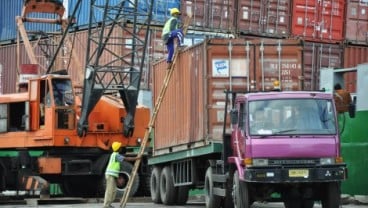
[77,0,154,137]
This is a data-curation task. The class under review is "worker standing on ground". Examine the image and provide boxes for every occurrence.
[162,8,185,64]
[333,83,353,113]
[103,142,140,208]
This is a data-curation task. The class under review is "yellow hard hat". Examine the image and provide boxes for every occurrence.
[170,8,181,15]
[273,80,280,87]
[112,142,122,152]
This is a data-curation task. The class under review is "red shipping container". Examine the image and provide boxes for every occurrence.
[303,41,343,90]
[181,0,207,29]
[343,45,368,68]
[343,45,368,93]
[237,0,291,37]
[345,0,368,45]
[291,0,345,43]
[207,0,236,32]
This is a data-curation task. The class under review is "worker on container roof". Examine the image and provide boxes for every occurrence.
[103,142,140,208]
[162,8,185,65]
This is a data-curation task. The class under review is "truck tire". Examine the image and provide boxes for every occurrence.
[150,166,162,203]
[233,170,251,208]
[321,182,340,208]
[204,167,221,208]
[176,186,189,205]
[160,166,177,205]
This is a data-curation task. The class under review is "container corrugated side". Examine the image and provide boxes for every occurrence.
[0,45,20,93]
[345,0,368,45]
[0,0,61,42]
[181,0,208,29]
[67,0,180,28]
[343,45,368,93]
[291,0,345,43]
[152,43,207,154]
[206,0,236,33]
[236,0,291,38]
[303,41,343,90]
[181,0,235,33]
[152,38,304,154]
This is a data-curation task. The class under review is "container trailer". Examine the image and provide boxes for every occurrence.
[148,38,351,208]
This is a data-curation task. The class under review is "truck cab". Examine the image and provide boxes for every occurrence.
[229,91,347,208]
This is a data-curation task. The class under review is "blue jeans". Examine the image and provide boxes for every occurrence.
[166,29,184,62]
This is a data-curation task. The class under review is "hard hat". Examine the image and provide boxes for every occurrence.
[170,8,181,15]
[112,142,122,152]
[273,80,280,87]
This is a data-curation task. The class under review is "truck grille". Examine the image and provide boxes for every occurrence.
[268,159,319,166]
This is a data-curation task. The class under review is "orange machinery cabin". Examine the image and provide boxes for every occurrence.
[0,74,149,151]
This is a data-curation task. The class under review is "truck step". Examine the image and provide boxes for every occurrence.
[212,173,227,183]
[213,187,226,197]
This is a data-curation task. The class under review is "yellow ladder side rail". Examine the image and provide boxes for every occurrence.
[119,14,192,208]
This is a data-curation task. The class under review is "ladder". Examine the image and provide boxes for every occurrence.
[119,14,192,208]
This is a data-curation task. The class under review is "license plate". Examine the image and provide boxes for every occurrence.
[289,169,309,178]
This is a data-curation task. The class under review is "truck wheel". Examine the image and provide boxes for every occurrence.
[321,182,340,208]
[204,167,221,208]
[160,166,177,205]
[115,161,140,198]
[233,170,251,208]
[150,166,162,203]
[176,186,189,205]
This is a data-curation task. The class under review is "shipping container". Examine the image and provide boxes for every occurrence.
[67,0,180,29]
[181,0,207,29]
[236,0,291,38]
[345,0,368,45]
[0,0,61,43]
[291,0,345,43]
[342,45,368,93]
[181,0,235,33]
[152,38,303,153]
[303,41,343,90]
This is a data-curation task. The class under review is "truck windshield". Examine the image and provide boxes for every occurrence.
[248,99,336,136]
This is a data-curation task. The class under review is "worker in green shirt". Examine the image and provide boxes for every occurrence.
[162,8,184,64]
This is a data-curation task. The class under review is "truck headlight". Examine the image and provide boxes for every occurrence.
[253,159,268,166]
[320,158,335,165]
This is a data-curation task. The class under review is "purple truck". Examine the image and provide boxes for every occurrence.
[218,91,347,208]
[148,89,348,208]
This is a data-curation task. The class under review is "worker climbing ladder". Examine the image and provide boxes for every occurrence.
[119,14,192,208]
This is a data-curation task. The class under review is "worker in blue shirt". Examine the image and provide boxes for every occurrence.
[162,8,184,64]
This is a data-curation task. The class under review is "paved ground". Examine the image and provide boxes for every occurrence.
[0,197,367,208]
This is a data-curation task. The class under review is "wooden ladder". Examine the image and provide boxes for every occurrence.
[119,14,192,208]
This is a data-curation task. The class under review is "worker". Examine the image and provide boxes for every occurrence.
[333,83,352,113]
[103,142,140,208]
[272,80,281,91]
[162,8,185,64]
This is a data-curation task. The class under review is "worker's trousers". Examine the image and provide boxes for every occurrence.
[166,29,184,62]
[103,174,117,208]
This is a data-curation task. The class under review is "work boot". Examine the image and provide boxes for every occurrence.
[167,61,173,70]
[177,45,187,51]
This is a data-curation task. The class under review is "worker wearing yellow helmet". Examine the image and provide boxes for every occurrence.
[103,142,140,208]
[273,80,281,91]
[162,8,185,64]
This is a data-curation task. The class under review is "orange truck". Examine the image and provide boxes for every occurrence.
[0,0,154,198]
[0,73,150,197]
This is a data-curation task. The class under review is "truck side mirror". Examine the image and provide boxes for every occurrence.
[230,109,238,125]
[348,103,355,118]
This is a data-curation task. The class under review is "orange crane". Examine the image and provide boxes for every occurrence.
[0,0,154,198]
